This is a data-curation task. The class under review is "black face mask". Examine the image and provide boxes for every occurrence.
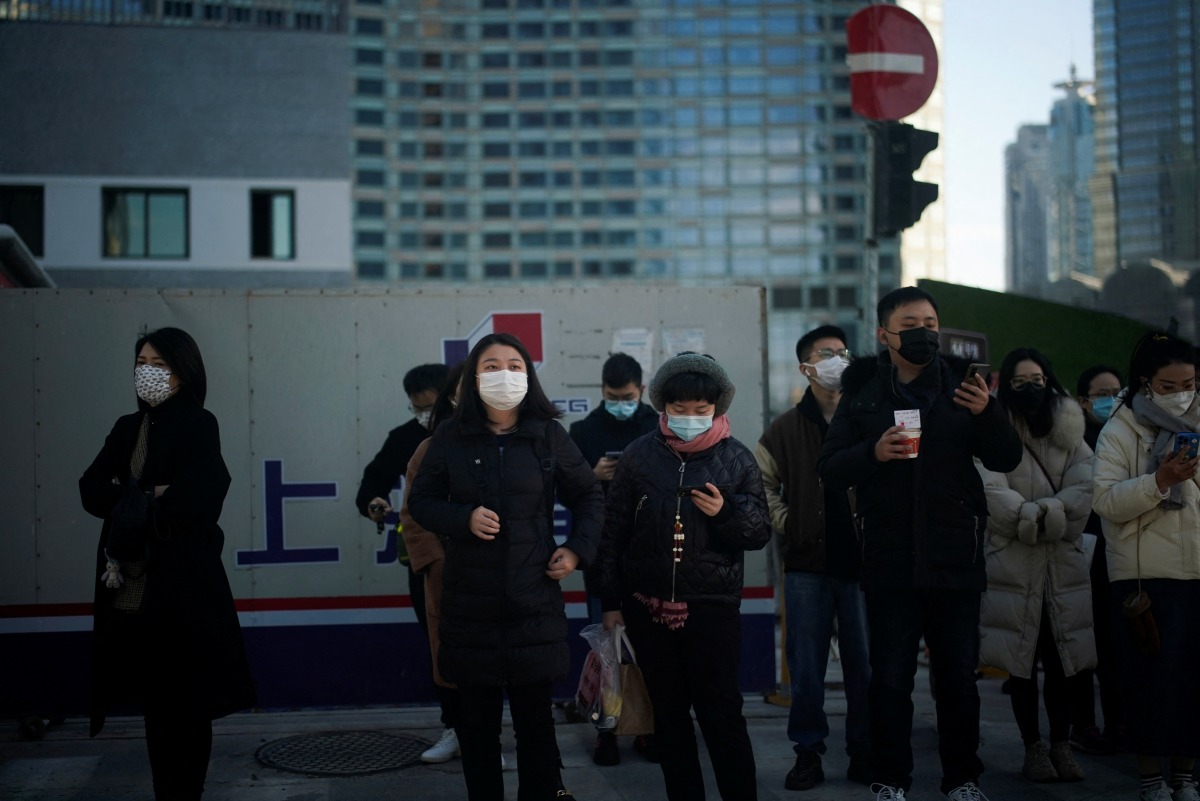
[885,327,940,366]
[1009,387,1046,416]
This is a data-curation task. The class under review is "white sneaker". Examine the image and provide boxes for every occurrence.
[1176,782,1200,801]
[420,728,460,763]
[872,784,907,801]
[946,782,990,801]
[1141,782,1174,801]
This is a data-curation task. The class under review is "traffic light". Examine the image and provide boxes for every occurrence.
[871,122,939,237]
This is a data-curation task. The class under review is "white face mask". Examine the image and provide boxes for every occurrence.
[135,364,174,406]
[416,410,433,430]
[478,370,528,411]
[1150,388,1196,417]
[803,355,850,391]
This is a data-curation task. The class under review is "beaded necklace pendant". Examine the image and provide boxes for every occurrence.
[672,511,684,562]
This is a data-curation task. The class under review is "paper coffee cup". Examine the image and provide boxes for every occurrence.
[898,429,921,458]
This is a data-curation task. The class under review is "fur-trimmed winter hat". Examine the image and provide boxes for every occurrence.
[649,352,736,417]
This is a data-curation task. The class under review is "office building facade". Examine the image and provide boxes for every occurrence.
[349,0,944,410]
[1090,0,1200,277]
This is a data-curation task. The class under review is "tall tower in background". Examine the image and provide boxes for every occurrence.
[1005,125,1050,294]
[349,0,944,411]
[1090,0,1200,278]
[1047,66,1095,282]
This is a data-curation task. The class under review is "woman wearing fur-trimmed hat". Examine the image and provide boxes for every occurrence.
[592,352,771,801]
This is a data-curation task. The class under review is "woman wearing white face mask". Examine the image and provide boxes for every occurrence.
[592,352,771,801]
[79,328,255,801]
[1092,331,1200,801]
[408,333,604,801]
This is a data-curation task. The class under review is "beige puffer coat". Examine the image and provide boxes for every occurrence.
[977,397,1097,679]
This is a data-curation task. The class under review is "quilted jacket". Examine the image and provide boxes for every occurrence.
[408,414,604,686]
[593,427,771,610]
[976,397,1097,679]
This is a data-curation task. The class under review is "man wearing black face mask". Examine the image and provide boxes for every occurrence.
[818,287,1022,801]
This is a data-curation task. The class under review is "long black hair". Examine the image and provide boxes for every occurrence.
[135,327,207,407]
[453,332,561,427]
[1123,330,1197,409]
[429,362,465,431]
[996,347,1068,439]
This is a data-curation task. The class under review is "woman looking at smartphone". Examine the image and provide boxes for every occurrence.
[592,352,770,801]
[1092,331,1200,801]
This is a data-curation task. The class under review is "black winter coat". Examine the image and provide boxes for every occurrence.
[79,393,256,736]
[408,414,604,686]
[355,417,428,517]
[817,353,1023,591]
[568,402,660,475]
[593,429,771,610]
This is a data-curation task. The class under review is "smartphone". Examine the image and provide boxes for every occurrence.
[677,484,733,497]
[604,451,623,460]
[965,362,990,382]
[1173,432,1199,459]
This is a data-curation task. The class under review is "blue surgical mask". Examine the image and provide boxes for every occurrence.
[604,399,639,420]
[1090,395,1115,422]
[667,414,713,442]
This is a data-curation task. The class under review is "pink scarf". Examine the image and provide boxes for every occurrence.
[658,413,731,454]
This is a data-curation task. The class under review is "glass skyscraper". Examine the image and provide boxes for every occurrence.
[1090,0,1200,277]
[350,0,944,410]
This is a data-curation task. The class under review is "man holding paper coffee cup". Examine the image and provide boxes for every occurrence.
[818,287,1022,801]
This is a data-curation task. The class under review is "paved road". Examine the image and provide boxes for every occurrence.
[1,663,1137,801]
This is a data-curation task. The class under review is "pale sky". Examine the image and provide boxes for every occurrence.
[941,0,1094,291]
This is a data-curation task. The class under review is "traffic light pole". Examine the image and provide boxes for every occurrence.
[862,122,881,356]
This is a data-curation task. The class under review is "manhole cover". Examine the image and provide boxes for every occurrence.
[256,730,430,776]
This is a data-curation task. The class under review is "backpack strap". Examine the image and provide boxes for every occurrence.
[531,420,557,538]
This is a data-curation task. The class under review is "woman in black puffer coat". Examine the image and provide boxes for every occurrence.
[409,332,603,801]
[593,352,771,801]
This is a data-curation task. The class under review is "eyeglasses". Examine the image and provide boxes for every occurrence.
[1088,389,1120,399]
[1010,375,1047,391]
[812,347,852,361]
[408,403,435,415]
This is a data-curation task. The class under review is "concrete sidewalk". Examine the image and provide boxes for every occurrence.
[1,665,1137,801]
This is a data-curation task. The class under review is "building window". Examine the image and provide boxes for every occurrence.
[102,188,188,259]
[250,191,294,260]
[0,184,45,257]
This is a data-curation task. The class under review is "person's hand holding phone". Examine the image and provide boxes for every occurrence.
[1157,443,1200,491]
[594,456,618,482]
[690,482,725,517]
[954,373,991,415]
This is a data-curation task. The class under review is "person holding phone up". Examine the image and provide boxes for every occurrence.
[1091,331,1200,801]
[593,352,770,801]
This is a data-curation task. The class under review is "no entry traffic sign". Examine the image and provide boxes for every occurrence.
[846,5,939,121]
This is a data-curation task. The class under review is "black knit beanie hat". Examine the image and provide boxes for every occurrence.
[649,352,736,418]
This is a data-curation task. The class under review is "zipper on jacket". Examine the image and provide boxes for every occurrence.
[972,515,979,564]
[633,494,648,527]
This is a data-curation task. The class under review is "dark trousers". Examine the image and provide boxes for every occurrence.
[1010,605,1085,745]
[457,681,560,801]
[144,704,212,801]
[865,588,984,794]
[623,598,757,801]
[1072,534,1122,732]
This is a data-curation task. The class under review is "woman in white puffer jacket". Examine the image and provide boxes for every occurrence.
[977,348,1096,784]
[1092,331,1200,801]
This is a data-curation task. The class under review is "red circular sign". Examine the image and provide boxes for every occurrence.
[846,5,939,121]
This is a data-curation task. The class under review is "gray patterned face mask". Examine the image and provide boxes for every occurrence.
[135,364,174,406]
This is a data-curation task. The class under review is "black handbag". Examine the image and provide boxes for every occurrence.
[107,479,152,560]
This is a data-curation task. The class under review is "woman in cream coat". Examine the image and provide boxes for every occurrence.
[1092,332,1200,801]
[977,348,1096,784]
